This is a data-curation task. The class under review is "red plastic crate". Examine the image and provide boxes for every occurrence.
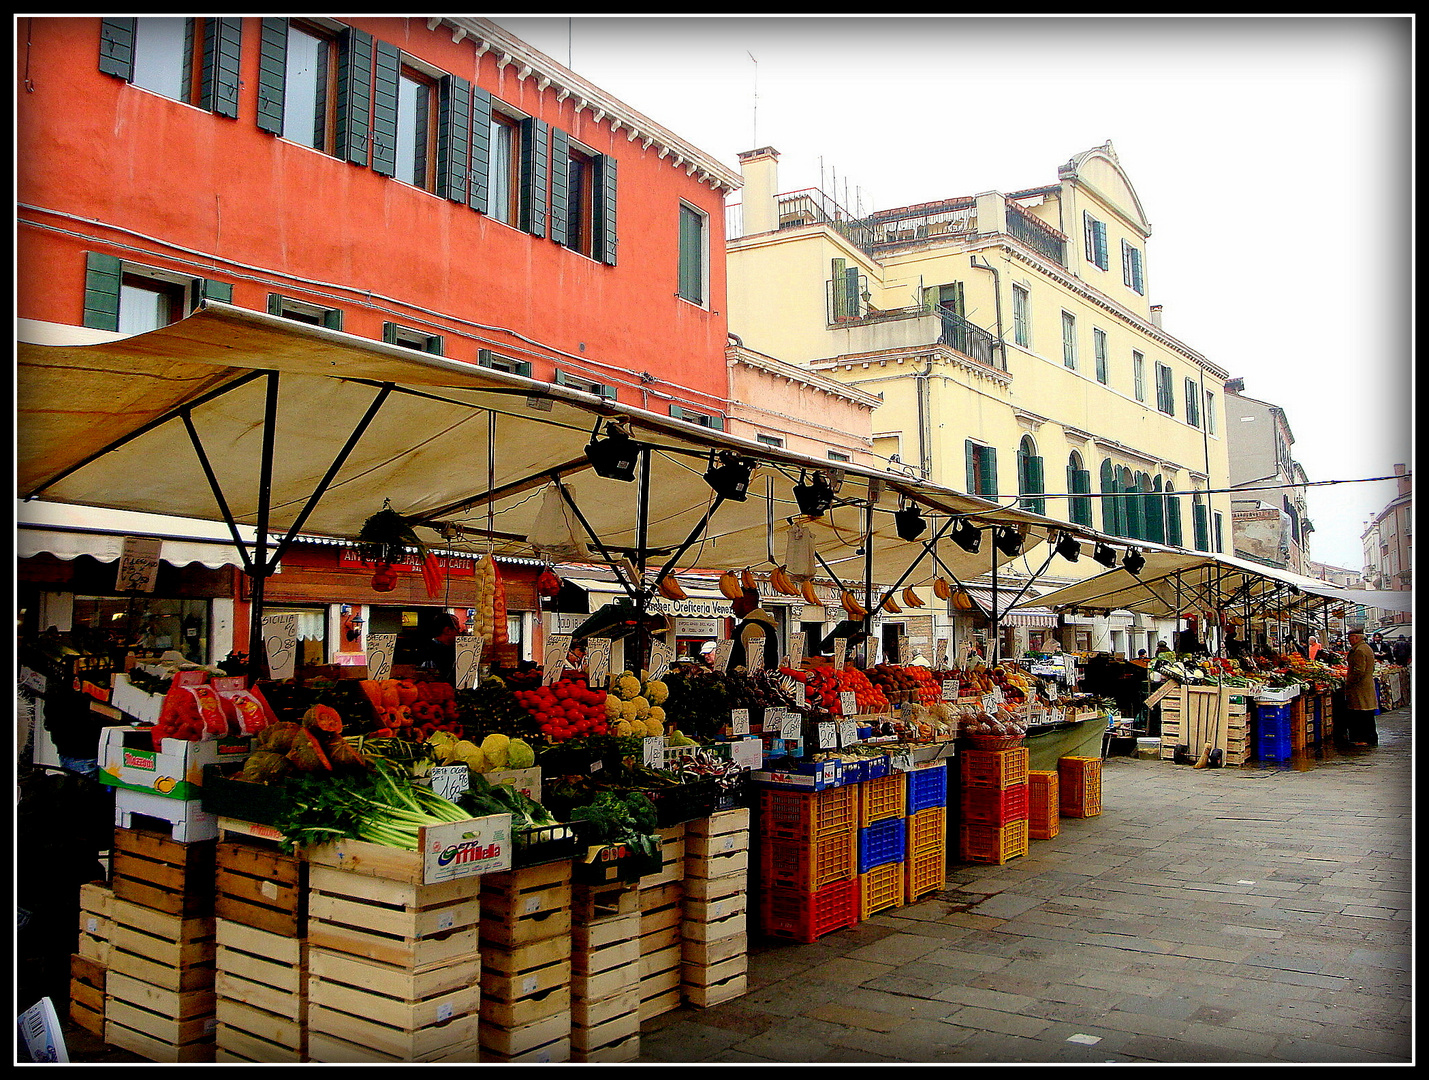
[960,747,1030,789]
[959,782,1029,826]
[760,829,857,892]
[760,785,858,841]
[1057,756,1102,818]
[1027,770,1060,840]
[759,877,860,944]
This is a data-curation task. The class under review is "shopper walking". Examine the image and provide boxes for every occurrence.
[1339,630,1380,748]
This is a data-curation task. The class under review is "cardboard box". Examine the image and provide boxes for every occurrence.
[98,726,251,801]
[109,674,165,725]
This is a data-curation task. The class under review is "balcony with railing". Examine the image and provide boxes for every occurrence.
[1005,203,1066,265]
[824,290,1003,373]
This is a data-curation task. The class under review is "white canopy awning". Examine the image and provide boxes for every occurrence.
[17,303,1099,592]
[16,525,246,570]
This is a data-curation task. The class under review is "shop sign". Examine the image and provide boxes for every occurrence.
[673,617,721,638]
[647,596,733,619]
[339,549,474,575]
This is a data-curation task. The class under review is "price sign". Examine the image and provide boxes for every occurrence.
[731,738,763,770]
[794,682,806,708]
[746,643,765,674]
[765,707,784,731]
[941,679,957,702]
[584,638,612,687]
[647,637,674,681]
[889,751,914,773]
[729,708,750,736]
[833,637,848,668]
[817,722,837,749]
[787,632,806,668]
[543,634,572,685]
[982,694,997,712]
[714,639,735,672]
[780,712,801,740]
[429,764,470,803]
[839,720,860,747]
[454,636,483,689]
[935,638,949,669]
[117,536,163,594]
[365,634,397,681]
[839,690,857,715]
[262,613,299,682]
[642,736,666,768]
[898,635,910,666]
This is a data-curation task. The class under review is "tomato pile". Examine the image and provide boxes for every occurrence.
[778,664,888,716]
[511,671,611,742]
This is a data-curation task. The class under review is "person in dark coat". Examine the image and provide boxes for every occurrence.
[728,589,779,671]
[1338,630,1379,749]
[421,613,460,685]
[1391,638,1411,666]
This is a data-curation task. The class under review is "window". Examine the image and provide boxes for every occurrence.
[1204,390,1217,434]
[255,20,370,160]
[678,203,708,305]
[478,349,531,378]
[756,434,785,449]
[1061,311,1077,370]
[82,253,230,333]
[827,450,852,463]
[268,294,343,330]
[1213,510,1225,554]
[1185,377,1201,428]
[562,142,596,255]
[486,111,520,225]
[548,132,617,262]
[553,370,617,400]
[119,275,187,334]
[1155,362,1175,416]
[1093,328,1109,385]
[1011,284,1030,348]
[395,68,437,190]
[1017,436,1044,516]
[518,116,550,237]
[383,323,443,355]
[1067,452,1093,527]
[1083,212,1109,271]
[281,23,335,150]
[669,405,724,431]
[1132,350,1146,402]
[99,17,241,116]
[1122,239,1145,294]
[965,441,998,498]
[1164,483,1183,546]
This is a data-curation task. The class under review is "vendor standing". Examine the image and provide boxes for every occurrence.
[728,589,779,671]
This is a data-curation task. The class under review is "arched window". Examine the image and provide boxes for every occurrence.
[1067,451,1092,526]
[1017,436,1045,516]
[1118,467,1136,539]
[1164,482,1183,547]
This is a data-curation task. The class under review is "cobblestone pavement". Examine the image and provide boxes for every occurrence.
[52,708,1412,1065]
[640,707,1414,1065]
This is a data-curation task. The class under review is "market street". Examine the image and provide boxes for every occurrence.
[639,707,1413,1065]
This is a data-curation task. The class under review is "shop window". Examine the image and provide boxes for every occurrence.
[69,596,211,665]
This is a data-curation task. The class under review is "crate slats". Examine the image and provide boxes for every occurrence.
[215,839,306,937]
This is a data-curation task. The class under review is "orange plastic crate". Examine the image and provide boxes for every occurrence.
[859,861,905,920]
[903,845,946,902]
[960,782,1029,826]
[1027,770,1060,840]
[960,747,1030,789]
[959,820,1028,865]
[1057,757,1102,819]
[759,878,860,944]
[857,773,907,828]
[760,829,857,892]
[759,784,858,841]
[904,806,946,858]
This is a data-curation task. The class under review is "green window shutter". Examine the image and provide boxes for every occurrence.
[678,203,704,302]
[548,128,570,246]
[437,75,471,203]
[323,309,343,331]
[83,252,123,331]
[1165,491,1182,546]
[922,285,939,313]
[594,154,617,265]
[201,279,232,303]
[370,40,400,177]
[1131,248,1144,293]
[1193,502,1209,551]
[519,117,548,238]
[1073,468,1092,526]
[266,293,285,316]
[844,266,861,317]
[468,87,491,214]
[1100,461,1117,535]
[830,258,848,320]
[965,441,978,495]
[1029,455,1044,516]
[980,447,998,498]
[1094,220,1108,269]
[255,18,287,134]
[382,322,399,345]
[336,27,373,166]
[98,18,137,80]
[199,18,242,117]
[1147,478,1165,544]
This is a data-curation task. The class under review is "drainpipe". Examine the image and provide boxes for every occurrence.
[916,352,934,480]
[969,255,1006,371]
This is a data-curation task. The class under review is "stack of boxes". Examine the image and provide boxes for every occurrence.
[477,861,573,1064]
[680,808,750,1008]
[756,785,861,944]
[903,762,948,901]
[1256,700,1295,762]
[958,748,1030,865]
[856,771,907,919]
[570,906,641,1062]
[1057,757,1102,819]
[636,824,687,1022]
[69,882,115,1039]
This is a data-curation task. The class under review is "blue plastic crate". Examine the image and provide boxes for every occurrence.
[905,762,948,814]
[864,754,891,780]
[840,759,867,786]
[857,816,906,873]
[1257,703,1292,726]
[1258,729,1293,762]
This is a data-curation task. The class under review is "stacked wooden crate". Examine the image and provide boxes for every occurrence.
[1225,694,1252,765]
[304,845,484,1063]
[103,826,218,1063]
[69,882,115,1038]
[213,823,309,1062]
[680,809,750,1009]
[570,902,642,1061]
[478,861,574,1064]
[1157,684,1183,760]
[637,824,687,1022]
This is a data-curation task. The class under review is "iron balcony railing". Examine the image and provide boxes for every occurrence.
[935,305,997,368]
[1006,204,1065,265]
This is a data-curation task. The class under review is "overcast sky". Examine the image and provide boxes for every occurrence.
[496,15,1413,572]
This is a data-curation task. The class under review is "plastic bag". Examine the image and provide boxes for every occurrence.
[527,484,591,561]
[211,677,279,736]
[785,521,816,579]
[152,672,228,746]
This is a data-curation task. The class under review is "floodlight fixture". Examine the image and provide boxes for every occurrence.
[1054,531,1082,563]
[585,421,639,482]
[993,526,1024,558]
[704,450,756,501]
[1122,548,1146,575]
[1092,542,1118,568]
[894,502,927,541]
[793,471,835,517]
[950,517,981,553]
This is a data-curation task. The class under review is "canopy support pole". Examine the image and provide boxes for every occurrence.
[866,517,956,619]
[990,531,999,666]
[247,372,280,683]
[180,410,256,578]
[633,447,653,677]
[554,478,643,604]
[861,498,875,666]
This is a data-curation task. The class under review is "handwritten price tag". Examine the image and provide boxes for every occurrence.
[818,722,837,749]
[585,638,612,687]
[746,644,765,674]
[454,636,483,689]
[642,736,666,768]
[647,637,674,681]
[787,632,806,667]
[543,634,572,685]
[941,680,957,702]
[780,713,801,740]
[714,639,735,672]
[730,708,750,736]
[833,638,848,668]
[935,638,949,668]
[430,765,470,803]
[839,720,860,746]
[840,691,857,715]
[794,682,806,708]
[262,613,299,682]
[366,634,396,681]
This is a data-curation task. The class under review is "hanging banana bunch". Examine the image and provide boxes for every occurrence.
[901,585,926,609]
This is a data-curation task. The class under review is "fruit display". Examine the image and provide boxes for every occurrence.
[866,663,941,706]
[511,670,611,742]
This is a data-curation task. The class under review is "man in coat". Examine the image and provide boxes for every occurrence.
[1340,630,1380,748]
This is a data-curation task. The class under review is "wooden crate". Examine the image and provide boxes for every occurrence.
[572,1012,640,1062]
[638,958,682,1022]
[477,1007,571,1062]
[68,953,107,1038]
[78,882,115,965]
[307,863,482,970]
[572,880,640,923]
[215,837,306,937]
[684,823,749,860]
[685,846,749,882]
[682,868,743,903]
[681,929,747,969]
[109,897,216,973]
[681,952,747,1009]
[637,825,687,889]
[686,807,751,839]
[104,968,216,1063]
[480,932,572,1032]
[214,919,307,1063]
[111,826,216,918]
[307,947,482,1063]
[480,860,573,949]
[682,890,747,927]
[572,912,641,980]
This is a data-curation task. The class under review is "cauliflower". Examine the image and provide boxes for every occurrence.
[613,719,633,737]
[615,673,642,701]
[631,695,651,721]
[605,695,624,721]
[619,699,640,724]
[506,738,535,770]
[480,732,510,770]
[644,680,669,706]
[647,705,666,727]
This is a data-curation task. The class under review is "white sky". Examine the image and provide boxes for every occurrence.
[495,14,1413,572]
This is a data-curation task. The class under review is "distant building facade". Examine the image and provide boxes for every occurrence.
[1223,379,1314,574]
[1360,463,1412,632]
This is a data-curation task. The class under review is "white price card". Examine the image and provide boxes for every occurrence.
[794,682,807,708]
[731,737,763,770]
[787,632,806,668]
[941,679,958,702]
[642,736,666,768]
[839,720,860,747]
[982,694,997,712]
[833,637,848,668]
[746,643,765,674]
[543,634,572,685]
[935,638,949,668]
[780,712,802,740]
[262,612,299,682]
[429,765,470,803]
[117,536,163,594]
[454,636,483,689]
[647,637,675,681]
[585,638,612,687]
[714,639,735,672]
[365,633,397,682]
[729,708,750,736]
[840,690,857,715]
[817,722,837,749]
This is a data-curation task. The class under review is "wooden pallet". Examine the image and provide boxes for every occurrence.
[307,863,482,969]
[68,953,107,1038]
[111,826,215,918]
[214,919,307,1062]
[480,861,573,949]
[215,838,306,937]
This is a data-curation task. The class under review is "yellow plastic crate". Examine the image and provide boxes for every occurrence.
[858,862,904,920]
[903,846,945,902]
[856,773,906,828]
[904,806,946,858]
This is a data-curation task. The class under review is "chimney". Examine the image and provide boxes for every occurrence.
[737,147,780,236]
[1396,462,1410,497]
[1149,304,1163,328]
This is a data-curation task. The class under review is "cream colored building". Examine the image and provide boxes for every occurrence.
[727,143,1234,661]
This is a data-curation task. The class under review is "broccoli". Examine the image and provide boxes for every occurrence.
[567,790,659,847]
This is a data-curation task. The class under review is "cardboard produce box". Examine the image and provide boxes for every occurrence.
[99,726,251,801]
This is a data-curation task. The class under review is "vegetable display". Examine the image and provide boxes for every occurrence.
[271,759,471,853]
